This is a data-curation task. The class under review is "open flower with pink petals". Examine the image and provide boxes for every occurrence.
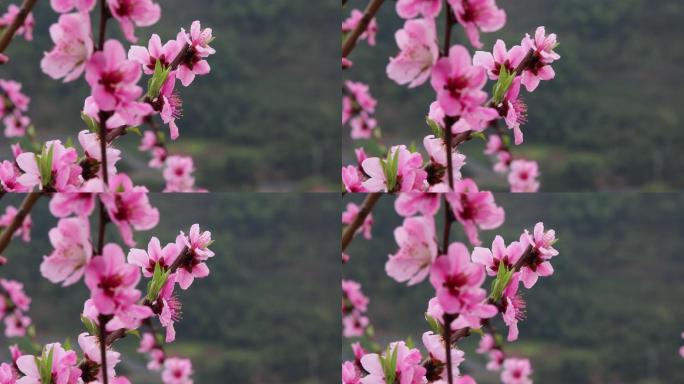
[430,45,488,117]
[84,243,153,328]
[41,12,94,82]
[471,235,527,276]
[501,358,533,384]
[0,362,15,383]
[386,215,437,285]
[128,236,179,277]
[85,39,153,125]
[155,277,182,342]
[0,160,28,192]
[78,129,121,181]
[107,0,161,43]
[174,224,214,289]
[387,18,439,88]
[40,217,92,286]
[101,173,160,246]
[175,21,216,87]
[342,280,369,313]
[128,33,181,75]
[429,242,497,325]
[448,0,506,49]
[473,39,526,80]
[508,159,539,192]
[446,179,505,246]
[157,73,184,140]
[163,155,198,192]
[162,357,193,384]
[4,311,31,338]
[524,222,558,259]
[520,26,560,92]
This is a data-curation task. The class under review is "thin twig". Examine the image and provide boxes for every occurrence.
[341,193,382,252]
[341,0,384,58]
[0,0,37,54]
[0,192,41,255]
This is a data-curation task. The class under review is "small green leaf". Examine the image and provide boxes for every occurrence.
[126,126,142,136]
[405,335,414,349]
[146,60,172,99]
[470,132,486,141]
[127,329,141,339]
[425,314,443,335]
[426,117,443,139]
[81,112,99,133]
[81,315,98,336]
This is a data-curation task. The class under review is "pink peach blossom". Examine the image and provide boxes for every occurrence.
[501,358,533,384]
[78,332,121,381]
[162,357,193,384]
[430,45,488,117]
[41,12,94,82]
[445,179,505,246]
[40,217,92,286]
[387,18,439,88]
[175,21,215,87]
[101,173,160,246]
[174,224,214,289]
[128,236,179,277]
[520,26,560,92]
[386,216,438,285]
[473,39,526,80]
[128,33,181,75]
[508,159,539,192]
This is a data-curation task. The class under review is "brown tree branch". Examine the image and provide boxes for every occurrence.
[0,0,37,55]
[341,193,381,252]
[341,0,384,58]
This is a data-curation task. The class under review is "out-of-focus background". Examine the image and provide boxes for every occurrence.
[342,0,684,191]
[343,193,684,383]
[1,1,339,191]
[0,193,338,383]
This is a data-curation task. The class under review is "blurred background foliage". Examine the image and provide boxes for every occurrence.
[343,193,684,383]
[0,1,339,191]
[342,0,684,191]
[0,193,338,383]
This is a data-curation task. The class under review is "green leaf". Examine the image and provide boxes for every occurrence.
[492,66,515,105]
[426,117,443,139]
[126,126,142,136]
[146,60,172,99]
[405,335,414,349]
[81,315,98,336]
[470,132,486,141]
[63,338,72,351]
[425,314,443,335]
[81,112,99,133]
[127,329,141,339]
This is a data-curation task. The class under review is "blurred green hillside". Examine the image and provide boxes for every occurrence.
[0,194,339,383]
[342,0,684,191]
[0,1,339,191]
[343,193,684,383]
